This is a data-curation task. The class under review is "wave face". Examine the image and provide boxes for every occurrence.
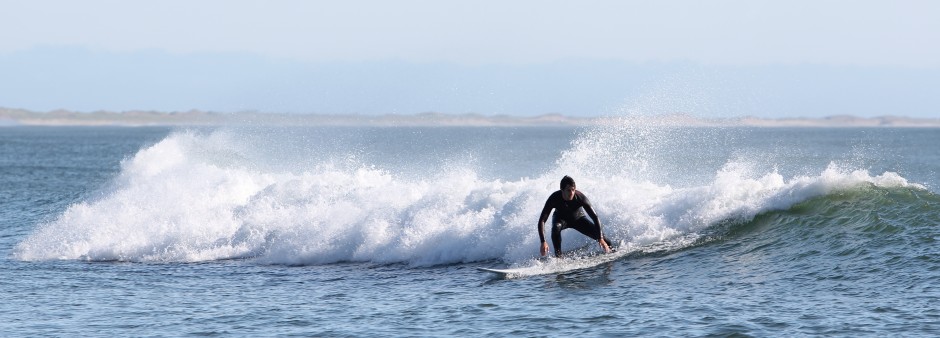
[13,125,932,266]
[691,183,940,297]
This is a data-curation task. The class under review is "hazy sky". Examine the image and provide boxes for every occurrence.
[1,0,938,117]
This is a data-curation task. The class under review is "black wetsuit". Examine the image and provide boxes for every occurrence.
[538,190,612,255]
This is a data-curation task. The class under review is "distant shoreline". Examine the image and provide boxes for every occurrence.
[2,108,939,128]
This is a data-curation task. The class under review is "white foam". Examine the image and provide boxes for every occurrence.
[13,129,921,265]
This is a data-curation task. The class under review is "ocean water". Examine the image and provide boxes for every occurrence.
[2,123,940,336]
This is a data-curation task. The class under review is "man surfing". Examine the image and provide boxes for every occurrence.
[537,175,612,258]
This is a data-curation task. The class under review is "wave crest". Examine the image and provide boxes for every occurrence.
[14,129,922,265]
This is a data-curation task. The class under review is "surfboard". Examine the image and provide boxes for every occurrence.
[476,267,517,277]
[478,248,626,278]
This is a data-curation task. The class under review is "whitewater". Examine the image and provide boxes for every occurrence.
[14,123,922,266]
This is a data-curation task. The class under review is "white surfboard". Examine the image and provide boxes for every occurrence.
[476,267,518,277]
[478,249,627,278]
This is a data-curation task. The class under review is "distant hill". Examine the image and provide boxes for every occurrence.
[1,108,939,127]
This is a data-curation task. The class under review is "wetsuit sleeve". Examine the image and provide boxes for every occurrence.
[537,195,555,243]
[581,193,604,238]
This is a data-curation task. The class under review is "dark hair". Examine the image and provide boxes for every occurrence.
[560,175,575,190]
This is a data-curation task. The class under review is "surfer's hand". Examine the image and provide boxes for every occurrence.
[540,242,549,256]
[599,238,611,254]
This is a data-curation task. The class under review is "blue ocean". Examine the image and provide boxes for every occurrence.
[3,122,939,336]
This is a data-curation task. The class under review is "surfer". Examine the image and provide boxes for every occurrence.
[537,175,612,257]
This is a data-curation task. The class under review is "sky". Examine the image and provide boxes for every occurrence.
[1,0,938,118]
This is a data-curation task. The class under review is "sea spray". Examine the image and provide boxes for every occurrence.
[14,129,549,264]
[14,126,924,265]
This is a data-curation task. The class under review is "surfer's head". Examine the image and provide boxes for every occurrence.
[560,176,576,200]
